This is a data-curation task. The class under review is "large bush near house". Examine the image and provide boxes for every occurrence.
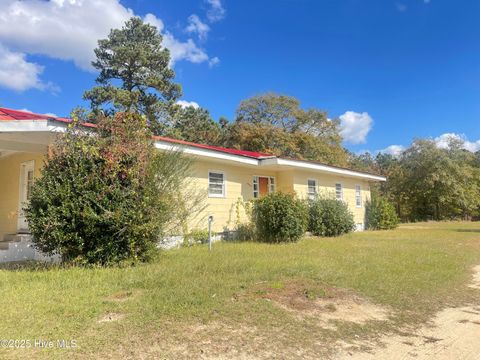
[308,197,355,237]
[252,192,308,243]
[26,112,201,265]
[366,197,399,230]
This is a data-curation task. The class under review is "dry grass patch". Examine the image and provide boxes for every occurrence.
[468,265,480,290]
[105,289,141,302]
[97,312,125,323]
[1,221,480,359]
[246,279,391,330]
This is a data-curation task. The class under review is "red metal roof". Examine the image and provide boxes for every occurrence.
[0,107,272,159]
[153,136,273,159]
[0,107,57,121]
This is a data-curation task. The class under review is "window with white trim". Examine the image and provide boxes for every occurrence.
[335,183,343,200]
[355,185,362,207]
[269,177,275,193]
[253,176,259,198]
[307,179,317,200]
[208,171,225,197]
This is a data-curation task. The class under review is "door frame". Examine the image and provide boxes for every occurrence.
[17,160,35,233]
[252,175,276,198]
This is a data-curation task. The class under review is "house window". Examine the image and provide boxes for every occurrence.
[335,183,343,200]
[253,176,259,198]
[355,185,362,207]
[269,177,275,193]
[26,169,34,201]
[208,171,225,198]
[307,179,317,200]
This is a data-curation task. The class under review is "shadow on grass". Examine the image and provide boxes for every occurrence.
[452,229,480,233]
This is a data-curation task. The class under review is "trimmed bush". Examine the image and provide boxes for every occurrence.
[308,197,355,237]
[252,192,308,243]
[366,197,399,230]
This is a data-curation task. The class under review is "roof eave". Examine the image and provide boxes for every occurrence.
[260,157,387,181]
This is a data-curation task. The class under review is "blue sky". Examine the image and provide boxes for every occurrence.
[0,0,479,154]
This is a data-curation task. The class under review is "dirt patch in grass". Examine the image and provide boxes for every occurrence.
[248,279,391,330]
[468,265,480,290]
[334,265,480,359]
[97,312,125,323]
[334,305,480,360]
[105,289,140,302]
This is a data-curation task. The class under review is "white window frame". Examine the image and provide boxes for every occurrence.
[17,160,35,232]
[208,170,226,198]
[355,184,362,208]
[268,176,276,193]
[253,175,276,198]
[307,179,317,200]
[335,183,343,201]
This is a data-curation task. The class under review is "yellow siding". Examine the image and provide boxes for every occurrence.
[291,171,371,225]
[185,160,371,232]
[0,152,373,238]
[187,160,278,232]
[0,152,46,240]
[276,170,294,193]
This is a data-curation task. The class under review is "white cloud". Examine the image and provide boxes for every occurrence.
[208,56,220,68]
[376,133,480,158]
[17,108,57,117]
[434,133,480,152]
[378,145,406,157]
[0,45,49,92]
[339,111,373,144]
[145,14,210,65]
[143,13,165,33]
[186,14,210,41]
[0,0,214,85]
[176,100,200,109]
[205,0,226,22]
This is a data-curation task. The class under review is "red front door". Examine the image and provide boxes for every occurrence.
[259,177,269,197]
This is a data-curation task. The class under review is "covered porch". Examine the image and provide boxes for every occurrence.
[0,131,51,261]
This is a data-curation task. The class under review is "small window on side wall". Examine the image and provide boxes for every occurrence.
[208,171,225,198]
[355,185,362,207]
[335,183,343,200]
[307,179,317,200]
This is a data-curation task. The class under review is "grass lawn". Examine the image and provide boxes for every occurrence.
[1,222,480,359]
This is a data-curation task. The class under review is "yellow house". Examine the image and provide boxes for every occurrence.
[0,108,386,259]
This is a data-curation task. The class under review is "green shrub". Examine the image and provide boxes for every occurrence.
[185,229,211,245]
[308,197,355,237]
[26,112,200,265]
[235,223,256,242]
[252,192,308,243]
[366,197,399,230]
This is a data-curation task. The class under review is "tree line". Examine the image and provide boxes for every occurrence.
[83,17,480,223]
[350,140,480,221]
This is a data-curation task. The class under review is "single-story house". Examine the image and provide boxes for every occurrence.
[0,107,386,260]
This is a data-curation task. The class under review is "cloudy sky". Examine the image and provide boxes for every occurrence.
[0,0,479,154]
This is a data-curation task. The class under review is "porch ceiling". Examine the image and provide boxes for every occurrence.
[0,132,53,153]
